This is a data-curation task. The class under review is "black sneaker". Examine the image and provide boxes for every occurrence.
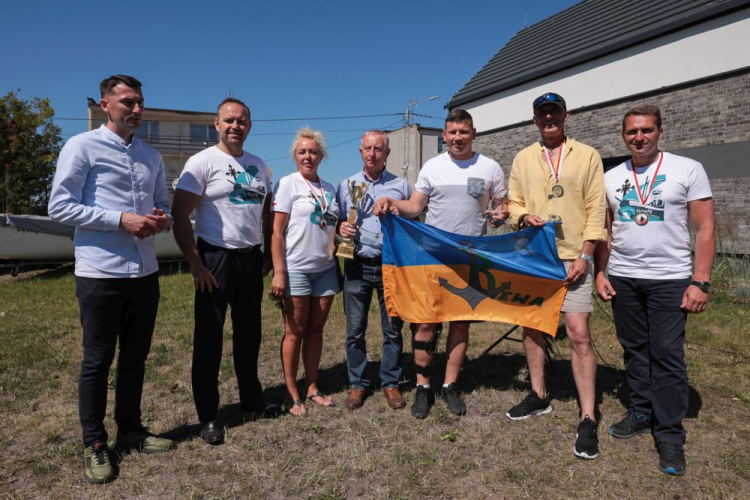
[506,390,552,420]
[608,410,651,439]
[574,415,599,460]
[658,442,686,476]
[441,384,467,416]
[411,386,434,419]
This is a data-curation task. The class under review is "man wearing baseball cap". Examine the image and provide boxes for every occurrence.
[506,92,607,460]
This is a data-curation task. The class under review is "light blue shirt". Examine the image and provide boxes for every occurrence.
[48,125,170,277]
[336,168,411,259]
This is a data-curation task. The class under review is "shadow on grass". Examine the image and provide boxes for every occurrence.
[161,321,703,443]
[161,361,352,445]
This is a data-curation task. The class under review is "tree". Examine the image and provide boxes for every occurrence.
[0,90,63,215]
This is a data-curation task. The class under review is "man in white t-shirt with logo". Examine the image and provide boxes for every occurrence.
[173,98,278,446]
[374,109,507,419]
[594,105,715,476]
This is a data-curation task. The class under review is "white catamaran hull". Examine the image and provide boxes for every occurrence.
[0,214,185,261]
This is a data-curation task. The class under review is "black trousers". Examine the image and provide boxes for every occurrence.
[192,240,264,423]
[76,273,160,447]
[610,275,691,445]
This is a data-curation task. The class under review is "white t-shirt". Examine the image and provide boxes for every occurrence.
[415,152,506,236]
[605,152,712,279]
[272,172,339,273]
[176,146,271,248]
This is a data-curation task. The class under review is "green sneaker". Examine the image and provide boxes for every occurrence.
[83,442,113,484]
[116,427,175,454]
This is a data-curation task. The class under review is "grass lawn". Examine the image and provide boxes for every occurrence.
[0,262,748,499]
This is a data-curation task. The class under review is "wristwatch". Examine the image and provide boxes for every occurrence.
[690,280,711,293]
[579,253,594,264]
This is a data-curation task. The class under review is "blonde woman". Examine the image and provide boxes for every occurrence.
[271,128,339,415]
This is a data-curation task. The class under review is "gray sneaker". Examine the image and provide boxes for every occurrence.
[83,442,113,484]
[116,427,175,454]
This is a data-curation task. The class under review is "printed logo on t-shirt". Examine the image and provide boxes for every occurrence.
[466,177,486,199]
[226,164,266,205]
[308,192,338,227]
[615,175,666,224]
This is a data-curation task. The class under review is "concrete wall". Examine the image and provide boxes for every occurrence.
[473,69,750,253]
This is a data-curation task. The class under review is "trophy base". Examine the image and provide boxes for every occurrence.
[336,243,355,260]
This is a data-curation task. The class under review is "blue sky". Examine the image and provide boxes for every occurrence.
[2,0,578,186]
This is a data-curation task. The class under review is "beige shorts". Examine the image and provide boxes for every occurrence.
[561,260,593,314]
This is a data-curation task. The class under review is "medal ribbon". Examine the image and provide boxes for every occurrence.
[302,174,329,215]
[543,139,565,183]
[631,152,663,207]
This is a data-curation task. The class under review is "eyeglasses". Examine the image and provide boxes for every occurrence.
[533,93,566,111]
[268,293,285,311]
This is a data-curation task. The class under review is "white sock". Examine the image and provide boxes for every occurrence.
[417,384,431,390]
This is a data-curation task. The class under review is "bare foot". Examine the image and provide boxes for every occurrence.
[288,399,307,416]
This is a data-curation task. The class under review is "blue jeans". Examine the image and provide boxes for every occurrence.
[344,258,403,389]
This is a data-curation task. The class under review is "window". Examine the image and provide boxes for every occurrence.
[190,124,218,144]
[437,136,445,153]
[135,121,159,141]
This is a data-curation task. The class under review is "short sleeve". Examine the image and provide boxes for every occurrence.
[414,164,432,196]
[261,161,272,194]
[175,156,207,196]
[490,162,507,199]
[686,161,712,201]
[272,176,294,213]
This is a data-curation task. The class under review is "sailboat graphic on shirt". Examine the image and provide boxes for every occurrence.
[616,174,666,224]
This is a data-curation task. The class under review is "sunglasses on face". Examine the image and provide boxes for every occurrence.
[533,93,565,110]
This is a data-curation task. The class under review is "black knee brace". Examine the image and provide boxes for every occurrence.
[411,323,443,377]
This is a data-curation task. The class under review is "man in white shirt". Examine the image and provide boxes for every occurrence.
[172,98,277,446]
[374,109,507,419]
[49,74,175,484]
[594,105,715,476]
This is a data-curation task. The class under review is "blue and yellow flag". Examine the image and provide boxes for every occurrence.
[381,214,567,336]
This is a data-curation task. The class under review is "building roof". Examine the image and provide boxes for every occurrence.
[447,0,750,108]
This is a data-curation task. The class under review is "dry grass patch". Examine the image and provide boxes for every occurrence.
[0,264,748,499]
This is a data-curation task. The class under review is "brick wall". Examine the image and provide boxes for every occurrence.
[473,68,750,253]
[711,178,750,254]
